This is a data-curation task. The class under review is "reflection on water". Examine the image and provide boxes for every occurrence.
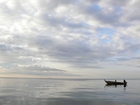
[0,78,140,105]
[105,83,127,87]
[105,84,127,91]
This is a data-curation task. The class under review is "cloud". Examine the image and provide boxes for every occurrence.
[22,65,65,72]
[0,64,76,77]
[0,0,140,77]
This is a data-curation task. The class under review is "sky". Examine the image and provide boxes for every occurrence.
[0,0,140,78]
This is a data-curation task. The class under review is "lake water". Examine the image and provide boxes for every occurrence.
[0,78,140,105]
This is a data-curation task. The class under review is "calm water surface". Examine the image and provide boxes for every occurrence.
[0,78,140,105]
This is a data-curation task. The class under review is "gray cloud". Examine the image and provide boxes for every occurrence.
[0,64,76,77]
[22,65,65,72]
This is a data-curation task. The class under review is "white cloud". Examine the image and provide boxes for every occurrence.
[0,0,140,78]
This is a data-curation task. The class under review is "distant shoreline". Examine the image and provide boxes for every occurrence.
[0,77,140,80]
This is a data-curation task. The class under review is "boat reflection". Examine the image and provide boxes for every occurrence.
[105,84,127,87]
[105,84,127,90]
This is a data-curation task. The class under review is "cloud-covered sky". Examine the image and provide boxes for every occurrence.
[0,0,140,78]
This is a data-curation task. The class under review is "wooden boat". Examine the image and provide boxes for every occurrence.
[104,79,127,85]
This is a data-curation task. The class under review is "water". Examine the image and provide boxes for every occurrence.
[0,78,140,105]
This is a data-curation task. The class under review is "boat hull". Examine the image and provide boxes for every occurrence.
[104,79,127,85]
